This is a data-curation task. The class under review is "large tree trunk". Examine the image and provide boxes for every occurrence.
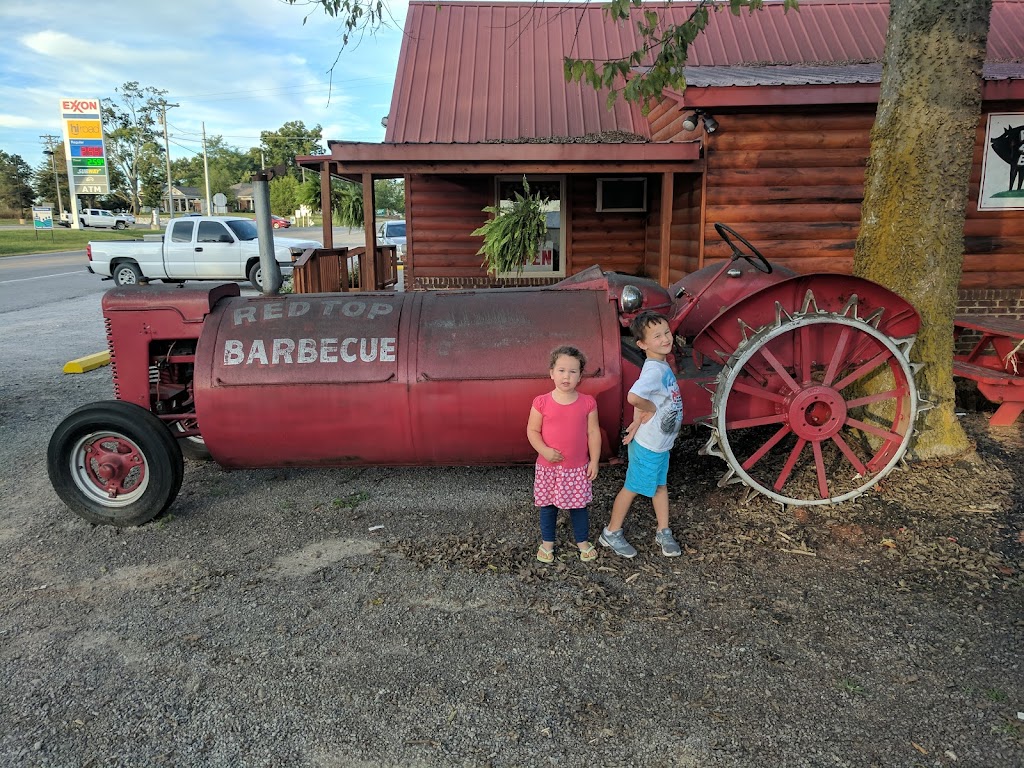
[854,0,992,460]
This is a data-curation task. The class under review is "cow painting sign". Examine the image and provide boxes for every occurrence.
[978,112,1024,211]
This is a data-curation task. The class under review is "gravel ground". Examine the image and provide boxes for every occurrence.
[1,295,1022,768]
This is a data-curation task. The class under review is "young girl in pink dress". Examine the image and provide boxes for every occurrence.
[526,346,602,563]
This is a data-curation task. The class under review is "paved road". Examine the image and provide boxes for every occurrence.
[0,250,103,314]
[0,224,393,322]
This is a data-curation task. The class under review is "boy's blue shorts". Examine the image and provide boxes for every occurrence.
[624,441,670,497]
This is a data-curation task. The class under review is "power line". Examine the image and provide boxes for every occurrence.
[167,137,202,156]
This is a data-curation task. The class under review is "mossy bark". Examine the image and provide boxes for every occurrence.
[853,0,992,460]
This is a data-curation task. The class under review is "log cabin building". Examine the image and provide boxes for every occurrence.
[298,0,1024,315]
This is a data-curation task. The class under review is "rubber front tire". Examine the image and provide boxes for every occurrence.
[114,221,126,230]
[248,261,263,290]
[47,401,184,526]
[113,261,143,286]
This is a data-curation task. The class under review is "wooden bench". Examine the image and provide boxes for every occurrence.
[953,314,1024,426]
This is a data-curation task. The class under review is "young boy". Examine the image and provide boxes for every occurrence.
[600,310,683,558]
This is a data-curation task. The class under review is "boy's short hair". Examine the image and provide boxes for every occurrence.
[629,310,670,343]
[549,345,587,374]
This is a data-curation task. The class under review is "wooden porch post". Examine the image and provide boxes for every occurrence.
[320,160,333,249]
[659,172,674,287]
[361,172,376,289]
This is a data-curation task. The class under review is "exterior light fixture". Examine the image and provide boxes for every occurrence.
[620,284,644,313]
[681,109,719,134]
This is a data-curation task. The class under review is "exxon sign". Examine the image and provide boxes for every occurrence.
[60,99,100,114]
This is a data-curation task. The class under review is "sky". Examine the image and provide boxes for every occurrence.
[0,0,409,169]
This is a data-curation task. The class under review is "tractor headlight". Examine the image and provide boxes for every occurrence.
[620,285,643,313]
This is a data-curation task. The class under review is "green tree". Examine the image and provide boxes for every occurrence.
[138,146,168,210]
[299,177,404,224]
[565,0,798,109]
[102,82,168,215]
[34,144,71,215]
[286,0,387,47]
[374,178,405,215]
[171,136,258,197]
[298,175,347,217]
[269,175,301,216]
[260,121,325,180]
[0,151,34,219]
[852,0,990,459]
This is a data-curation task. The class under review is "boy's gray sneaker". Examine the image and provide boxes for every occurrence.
[656,527,682,557]
[599,527,637,559]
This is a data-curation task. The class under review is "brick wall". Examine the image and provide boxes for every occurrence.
[957,288,1024,320]
[955,288,1024,354]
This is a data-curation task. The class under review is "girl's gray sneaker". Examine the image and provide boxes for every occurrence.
[656,527,682,557]
[599,527,637,558]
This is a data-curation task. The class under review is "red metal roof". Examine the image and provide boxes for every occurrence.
[386,0,1024,144]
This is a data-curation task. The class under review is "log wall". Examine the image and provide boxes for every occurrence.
[403,103,1022,296]
[568,176,648,276]
[654,106,1024,290]
[642,175,702,285]
[406,174,494,290]
[695,110,875,276]
[407,173,661,288]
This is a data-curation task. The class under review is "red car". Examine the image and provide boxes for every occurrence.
[271,215,291,229]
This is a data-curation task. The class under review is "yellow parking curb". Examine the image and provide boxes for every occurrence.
[63,351,111,374]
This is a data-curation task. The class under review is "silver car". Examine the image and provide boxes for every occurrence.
[377,219,407,262]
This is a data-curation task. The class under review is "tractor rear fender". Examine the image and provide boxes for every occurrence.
[691,273,921,365]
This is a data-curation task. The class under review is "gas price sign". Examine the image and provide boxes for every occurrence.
[59,98,110,195]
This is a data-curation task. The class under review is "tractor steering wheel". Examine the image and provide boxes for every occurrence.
[714,223,772,274]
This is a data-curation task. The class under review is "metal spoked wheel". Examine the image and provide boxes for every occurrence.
[702,304,919,505]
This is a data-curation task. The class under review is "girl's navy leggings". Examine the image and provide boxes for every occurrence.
[539,505,589,543]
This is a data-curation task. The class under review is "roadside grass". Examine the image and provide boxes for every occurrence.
[1,214,333,257]
[0,228,151,257]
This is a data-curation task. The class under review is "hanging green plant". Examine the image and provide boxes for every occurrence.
[472,177,549,276]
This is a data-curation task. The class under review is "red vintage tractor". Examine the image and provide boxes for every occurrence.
[48,225,922,526]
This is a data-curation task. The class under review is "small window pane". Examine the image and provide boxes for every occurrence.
[197,221,230,243]
[170,221,195,243]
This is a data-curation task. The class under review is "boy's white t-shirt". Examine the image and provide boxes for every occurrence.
[630,359,683,453]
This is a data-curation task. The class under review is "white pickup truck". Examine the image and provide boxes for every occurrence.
[79,208,132,229]
[87,216,321,289]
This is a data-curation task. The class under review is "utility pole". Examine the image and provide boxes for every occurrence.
[158,99,179,220]
[202,122,212,215]
[40,134,64,218]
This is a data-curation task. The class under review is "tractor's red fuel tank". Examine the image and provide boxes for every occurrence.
[193,289,624,468]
